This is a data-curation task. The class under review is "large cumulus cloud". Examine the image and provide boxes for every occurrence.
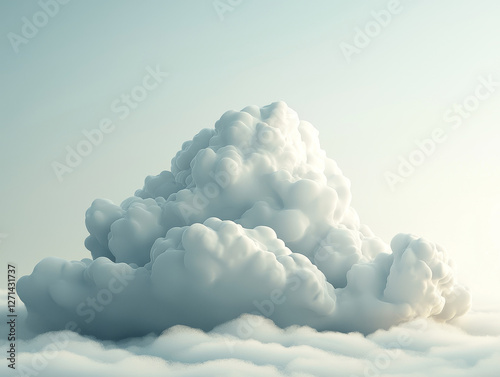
[18,102,470,339]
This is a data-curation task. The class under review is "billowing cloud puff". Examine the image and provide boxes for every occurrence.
[17,102,470,339]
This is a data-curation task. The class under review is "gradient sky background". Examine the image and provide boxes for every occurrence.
[1,0,499,310]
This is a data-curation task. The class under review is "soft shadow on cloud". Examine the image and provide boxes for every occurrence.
[1,297,498,377]
[17,102,470,340]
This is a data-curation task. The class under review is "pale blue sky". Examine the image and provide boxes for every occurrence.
[1,0,500,306]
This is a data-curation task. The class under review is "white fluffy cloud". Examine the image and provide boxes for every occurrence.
[1,298,498,377]
[18,102,470,340]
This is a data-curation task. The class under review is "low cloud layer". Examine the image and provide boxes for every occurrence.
[1,297,498,377]
[18,102,470,339]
